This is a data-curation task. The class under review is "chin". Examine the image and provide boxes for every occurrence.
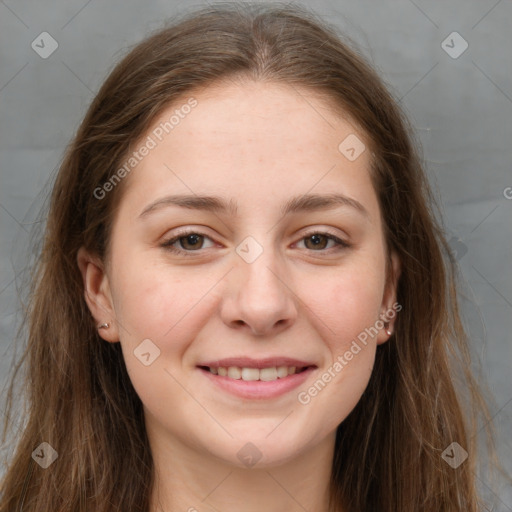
[220,433,310,470]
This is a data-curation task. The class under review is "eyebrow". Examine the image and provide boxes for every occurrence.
[138,193,369,219]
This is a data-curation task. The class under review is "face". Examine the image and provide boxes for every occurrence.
[79,79,400,469]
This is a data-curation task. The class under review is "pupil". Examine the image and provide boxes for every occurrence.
[184,234,201,249]
[308,234,326,250]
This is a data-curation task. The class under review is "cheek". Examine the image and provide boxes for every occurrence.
[296,274,381,430]
[316,255,386,350]
[110,245,201,341]
[297,253,384,417]
[109,253,208,412]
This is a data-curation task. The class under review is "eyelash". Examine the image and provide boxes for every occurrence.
[160,228,350,256]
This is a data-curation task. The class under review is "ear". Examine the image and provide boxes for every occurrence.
[77,247,120,343]
[376,250,401,346]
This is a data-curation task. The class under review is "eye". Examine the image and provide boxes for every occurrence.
[160,228,350,256]
[295,230,350,252]
[160,230,215,255]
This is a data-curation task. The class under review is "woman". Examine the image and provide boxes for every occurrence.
[0,3,497,510]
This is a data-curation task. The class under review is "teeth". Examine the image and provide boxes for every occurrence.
[241,368,260,381]
[227,366,241,379]
[259,367,277,381]
[277,366,289,378]
[207,365,302,381]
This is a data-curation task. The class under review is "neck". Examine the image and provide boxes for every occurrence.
[148,429,336,512]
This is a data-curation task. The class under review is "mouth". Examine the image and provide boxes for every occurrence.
[196,357,317,399]
[198,364,311,382]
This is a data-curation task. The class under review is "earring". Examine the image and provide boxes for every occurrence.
[98,322,110,330]
[386,328,392,336]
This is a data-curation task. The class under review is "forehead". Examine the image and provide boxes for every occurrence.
[116,80,379,221]
[160,80,363,161]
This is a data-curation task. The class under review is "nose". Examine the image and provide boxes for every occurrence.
[220,244,298,337]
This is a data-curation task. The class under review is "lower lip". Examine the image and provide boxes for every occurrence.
[197,367,316,400]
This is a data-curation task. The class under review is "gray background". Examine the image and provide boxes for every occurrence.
[0,0,511,508]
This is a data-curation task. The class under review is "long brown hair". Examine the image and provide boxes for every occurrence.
[0,2,498,510]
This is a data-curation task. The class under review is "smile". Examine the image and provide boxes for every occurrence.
[200,365,309,381]
[196,358,317,400]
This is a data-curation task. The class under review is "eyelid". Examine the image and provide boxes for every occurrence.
[160,227,217,252]
[297,228,350,249]
[160,226,351,255]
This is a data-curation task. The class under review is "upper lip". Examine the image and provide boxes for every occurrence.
[197,357,316,369]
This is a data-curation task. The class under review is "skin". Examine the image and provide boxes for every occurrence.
[78,79,400,512]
